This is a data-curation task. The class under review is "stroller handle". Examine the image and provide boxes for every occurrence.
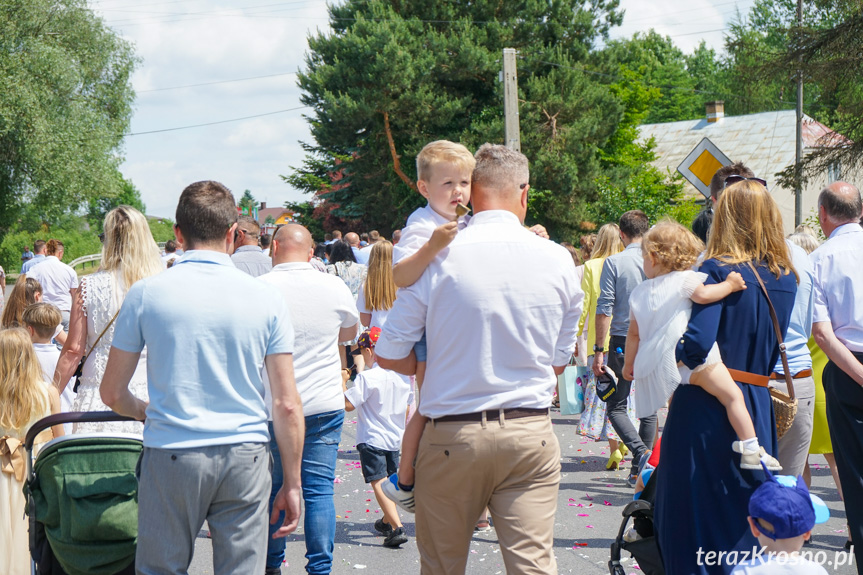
[25,411,139,450]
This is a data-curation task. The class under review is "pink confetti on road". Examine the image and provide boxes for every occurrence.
[584,493,594,500]
[577,513,589,517]
[585,525,594,528]
[603,501,612,506]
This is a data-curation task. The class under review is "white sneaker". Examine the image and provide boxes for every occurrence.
[382,474,415,513]
[732,442,782,471]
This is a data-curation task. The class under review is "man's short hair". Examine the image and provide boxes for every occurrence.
[260,233,272,249]
[360,232,369,243]
[416,140,476,182]
[392,229,401,244]
[324,233,333,242]
[332,230,342,239]
[164,239,177,253]
[238,216,260,240]
[691,208,714,244]
[369,230,380,243]
[22,303,62,340]
[819,184,863,223]
[33,240,46,254]
[619,210,649,239]
[175,181,238,246]
[472,143,529,192]
[710,162,754,199]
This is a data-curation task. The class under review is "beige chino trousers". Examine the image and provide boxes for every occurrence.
[414,413,561,574]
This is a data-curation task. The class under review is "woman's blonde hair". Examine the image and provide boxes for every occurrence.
[787,232,820,255]
[707,180,797,280]
[363,240,397,312]
[1,276,42,329]
[591,223,623,260]
[0,328,50,433]
[642,219,705,272]
[101,206,163,291]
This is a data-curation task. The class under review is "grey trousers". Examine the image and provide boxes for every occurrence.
[136,443,271,575]
[772,375,816,477]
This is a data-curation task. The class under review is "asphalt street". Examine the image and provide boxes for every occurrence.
[187,405,857,575]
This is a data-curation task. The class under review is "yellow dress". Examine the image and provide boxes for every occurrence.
[1,410,52,575]
[577,257,612,352]
[808,336,833,454]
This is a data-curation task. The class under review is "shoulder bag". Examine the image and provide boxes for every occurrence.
[746,262,797,438]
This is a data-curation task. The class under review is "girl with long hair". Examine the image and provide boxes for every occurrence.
[1,276,43,329]
[54,206,163,434]
[357,241,397,331]
[0,328,62,575]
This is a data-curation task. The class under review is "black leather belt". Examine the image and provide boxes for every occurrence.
[432,408,549,424]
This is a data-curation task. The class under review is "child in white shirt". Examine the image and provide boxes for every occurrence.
[344,327,412,548]
[385,140,475,500]
[24,302,74,434]
[622,220,781,471]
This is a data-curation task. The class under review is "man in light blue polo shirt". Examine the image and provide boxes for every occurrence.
[101,180,305,575]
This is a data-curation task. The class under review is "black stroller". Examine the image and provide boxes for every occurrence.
[24,412,142,575]
[608,467,665,575]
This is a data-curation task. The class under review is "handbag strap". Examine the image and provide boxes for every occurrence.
[81,309,120,365]
[745,262,795,401]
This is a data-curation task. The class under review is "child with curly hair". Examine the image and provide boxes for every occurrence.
[622,219,781,471]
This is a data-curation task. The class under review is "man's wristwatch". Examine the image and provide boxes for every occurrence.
[593,345,605,353]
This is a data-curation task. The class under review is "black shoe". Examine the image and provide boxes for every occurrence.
[383,526,408,548]
[374,518,393,535]
[846,539,853,551]
[265,569,281,575]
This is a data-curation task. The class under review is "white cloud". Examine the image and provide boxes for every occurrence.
[97,0,756,219]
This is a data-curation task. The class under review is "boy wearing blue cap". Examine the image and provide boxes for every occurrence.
[731,469,829,574]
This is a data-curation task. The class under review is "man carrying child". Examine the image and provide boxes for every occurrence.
[377,143,583,573]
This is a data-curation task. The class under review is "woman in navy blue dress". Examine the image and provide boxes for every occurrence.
[655,180,798,574]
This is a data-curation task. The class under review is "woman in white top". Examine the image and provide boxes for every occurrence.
[26,239,78,330]
[54,206,163,434]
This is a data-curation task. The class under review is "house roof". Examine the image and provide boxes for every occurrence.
[256,207,291,223]
[638,110,847,197]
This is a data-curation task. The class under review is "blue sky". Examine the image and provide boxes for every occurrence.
[93,0,756,218]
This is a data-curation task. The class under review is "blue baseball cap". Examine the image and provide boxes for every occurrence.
[749,462,818,540]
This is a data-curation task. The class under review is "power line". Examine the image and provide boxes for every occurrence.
[127,105,309,135]
[138,71,298,93]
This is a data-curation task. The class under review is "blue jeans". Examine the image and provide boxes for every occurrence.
[267,410,344,574]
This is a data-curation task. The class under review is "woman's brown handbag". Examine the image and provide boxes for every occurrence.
[747,262,798,438]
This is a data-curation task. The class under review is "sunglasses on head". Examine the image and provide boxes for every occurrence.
[723,175,767,189]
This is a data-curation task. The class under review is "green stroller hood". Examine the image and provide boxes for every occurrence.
[26,436,142,575]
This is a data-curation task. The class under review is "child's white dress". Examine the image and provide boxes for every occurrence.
[629,270,722,419]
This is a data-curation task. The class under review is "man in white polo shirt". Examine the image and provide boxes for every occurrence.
[811,181,863,568]
[376,143,583,574]
[101,181,304,575]
[259,223,359,575]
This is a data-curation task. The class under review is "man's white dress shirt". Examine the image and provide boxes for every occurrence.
[376,210,583,418]
[811,223,863,352]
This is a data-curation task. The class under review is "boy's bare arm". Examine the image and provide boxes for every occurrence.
[393,222,458,288]
[690,271,747,305]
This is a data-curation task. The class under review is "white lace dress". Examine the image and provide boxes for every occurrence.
[71,271,148,435]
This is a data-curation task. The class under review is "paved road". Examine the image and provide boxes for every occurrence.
[188,406,856,574]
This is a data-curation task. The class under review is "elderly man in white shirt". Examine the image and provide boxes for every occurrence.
[259,223,359,575]
[377,143,583,574]
[810,180,863,564]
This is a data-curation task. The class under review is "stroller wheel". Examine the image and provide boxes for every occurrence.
[608,562,627,575]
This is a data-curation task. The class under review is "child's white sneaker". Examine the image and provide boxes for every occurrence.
[382,474,416,513]
[732,441,782,471]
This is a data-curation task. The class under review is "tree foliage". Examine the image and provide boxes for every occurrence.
[287,0,647,239]
[87,176,146,232]
[0,0,137,235]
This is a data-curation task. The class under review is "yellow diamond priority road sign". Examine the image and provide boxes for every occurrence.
[677,137,732,198]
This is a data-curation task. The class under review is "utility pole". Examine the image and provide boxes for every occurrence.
[502,48,521,152]
[795,0,803,227]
